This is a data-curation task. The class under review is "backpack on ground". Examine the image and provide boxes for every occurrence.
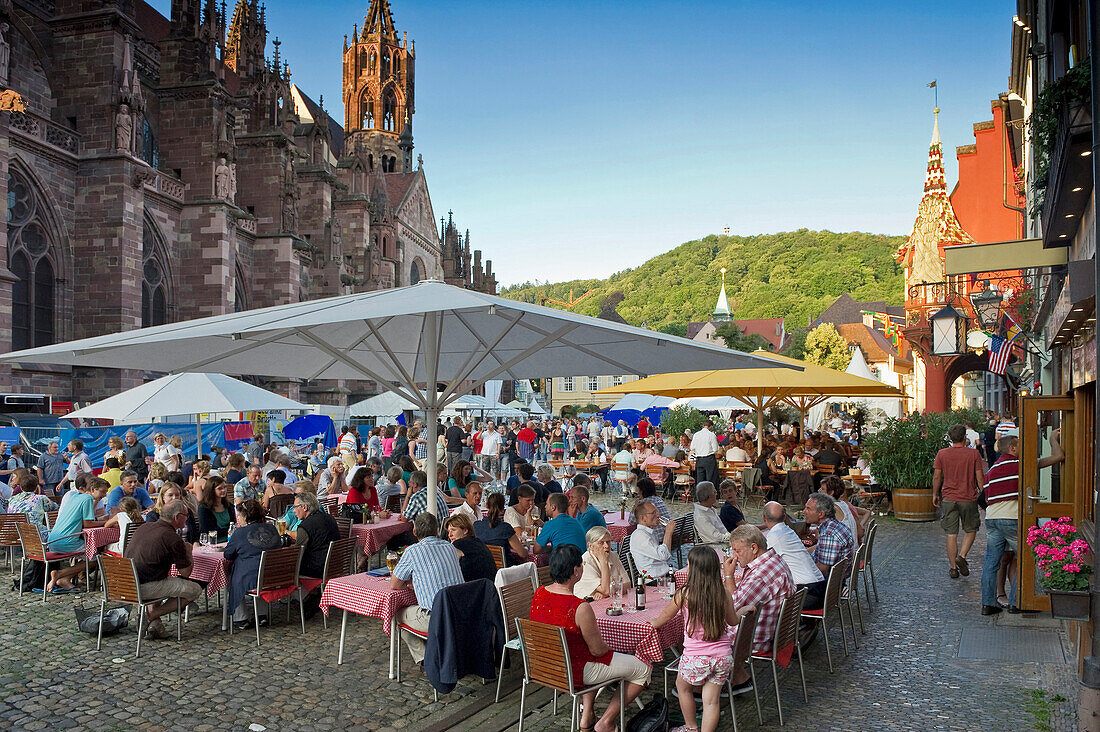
[626,693,669,732]
[11,558,45,593]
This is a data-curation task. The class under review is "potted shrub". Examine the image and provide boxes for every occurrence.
[1026,516,1092,620]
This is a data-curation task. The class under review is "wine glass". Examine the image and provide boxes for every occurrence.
[530,505,540,523]
[610,579,623,611]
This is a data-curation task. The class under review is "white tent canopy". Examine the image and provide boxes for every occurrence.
[808,348,904,428]
[667,396,754,412]
[505,399,529,412]
[527,398,548,416]
[608,393,676,412]
[65,372,308,422]
[3,280,793,516]
[348,391,416,418]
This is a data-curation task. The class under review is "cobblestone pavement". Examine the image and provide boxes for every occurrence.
[0,492,1078,731]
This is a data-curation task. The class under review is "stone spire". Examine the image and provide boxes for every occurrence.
[896,108,974,287]
[363,0,399,42]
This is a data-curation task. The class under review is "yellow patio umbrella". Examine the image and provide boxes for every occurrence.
[597,350,905,451]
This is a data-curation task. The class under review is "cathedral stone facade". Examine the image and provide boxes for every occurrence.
[0,0,495,406]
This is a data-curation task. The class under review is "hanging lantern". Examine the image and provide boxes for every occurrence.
[930,304,966,356]
[968,282,1003,331]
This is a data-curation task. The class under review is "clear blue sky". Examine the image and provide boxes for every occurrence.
[152,0,1015,286]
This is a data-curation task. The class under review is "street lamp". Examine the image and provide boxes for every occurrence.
[968,282,1003,331]
[930,304,966,356]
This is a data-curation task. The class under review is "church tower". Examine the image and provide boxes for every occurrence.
[342,0,415,173]
[225,0,268,82]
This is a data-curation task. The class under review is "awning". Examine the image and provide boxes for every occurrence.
[944,238,1067,276]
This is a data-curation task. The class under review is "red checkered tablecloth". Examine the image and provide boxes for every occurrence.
[591,590,683,665]
[605,516,636,544]
[349,516,412,557]
[83,526,120,562]
[319,572,418,635]
[170,546,231,597]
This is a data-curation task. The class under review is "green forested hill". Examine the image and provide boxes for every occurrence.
[500,229,906,336]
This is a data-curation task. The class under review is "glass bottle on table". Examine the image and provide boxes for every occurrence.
[634,574,646,612]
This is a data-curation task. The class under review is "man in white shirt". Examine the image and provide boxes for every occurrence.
[689,419,720,487]
[691,482,729,545]
[761,501,824,605]
[478,423,502,478]
[725,440,750,463]
[630,499,677,579]
[57,439,93,494]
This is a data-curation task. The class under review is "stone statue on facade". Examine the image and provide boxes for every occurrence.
[330,215,343,261]
[214,156,231,199]
[229,162,237,202]
[282,189,298,232]
[115,103,133,152]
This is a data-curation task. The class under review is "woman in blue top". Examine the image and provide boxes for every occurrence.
[223,500,283,629]
[473,492,529,566]
[448,460,474,499]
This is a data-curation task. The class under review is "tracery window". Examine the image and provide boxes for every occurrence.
[7,170,56,350]
[142,219,169,328]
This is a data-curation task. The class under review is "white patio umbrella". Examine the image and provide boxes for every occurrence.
[1,280,794,517]
[65,372,308,457]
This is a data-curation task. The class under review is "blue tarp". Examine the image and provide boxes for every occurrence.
[602,406,668,429]
[60,422,251,468]
[0,426,20,445]
[281,414,337,449]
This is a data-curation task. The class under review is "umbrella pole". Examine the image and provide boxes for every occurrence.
[756,408,763,456]
[196,416,202,461]
[424,312,440,520]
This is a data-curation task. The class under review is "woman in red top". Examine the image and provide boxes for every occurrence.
[530,544,651,732]
[346,466,383,514]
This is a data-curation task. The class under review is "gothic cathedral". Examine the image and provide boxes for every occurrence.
[0,0,495,406]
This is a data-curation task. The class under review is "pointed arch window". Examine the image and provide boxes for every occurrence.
[7,170,56,350]
[234,271,249,313]
[410,260,421,285]
[142,220,170,328]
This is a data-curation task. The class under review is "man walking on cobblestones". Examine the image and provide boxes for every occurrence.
[932,424,985,579]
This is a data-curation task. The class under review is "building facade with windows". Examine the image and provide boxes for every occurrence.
[550,374,636,417]
[0,0,495,406]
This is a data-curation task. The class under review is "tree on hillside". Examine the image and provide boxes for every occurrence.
[713,322,770,353]
[804,323,849,370]
[782,326,809,360]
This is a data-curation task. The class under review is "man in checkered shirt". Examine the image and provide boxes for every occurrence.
[722,525,795,687]
[803,492,854,608]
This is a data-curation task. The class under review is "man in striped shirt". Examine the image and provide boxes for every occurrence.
[980,429,1063,616]
[391,512,464,663]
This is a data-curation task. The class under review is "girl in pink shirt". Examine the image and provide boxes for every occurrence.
[652,546,744,732]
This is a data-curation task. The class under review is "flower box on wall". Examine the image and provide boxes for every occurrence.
[1048,589,1090,621]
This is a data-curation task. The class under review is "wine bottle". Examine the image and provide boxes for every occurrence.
[635,575,646,611]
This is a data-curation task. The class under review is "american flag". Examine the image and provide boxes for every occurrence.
[988,333,1015,375]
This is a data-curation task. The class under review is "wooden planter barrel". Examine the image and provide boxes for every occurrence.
[894,487,936,522]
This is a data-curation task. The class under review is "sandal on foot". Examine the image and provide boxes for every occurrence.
[956,555,969,576]
[949,567,960,579]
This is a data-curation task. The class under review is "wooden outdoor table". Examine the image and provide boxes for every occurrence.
[319,572,418,674]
